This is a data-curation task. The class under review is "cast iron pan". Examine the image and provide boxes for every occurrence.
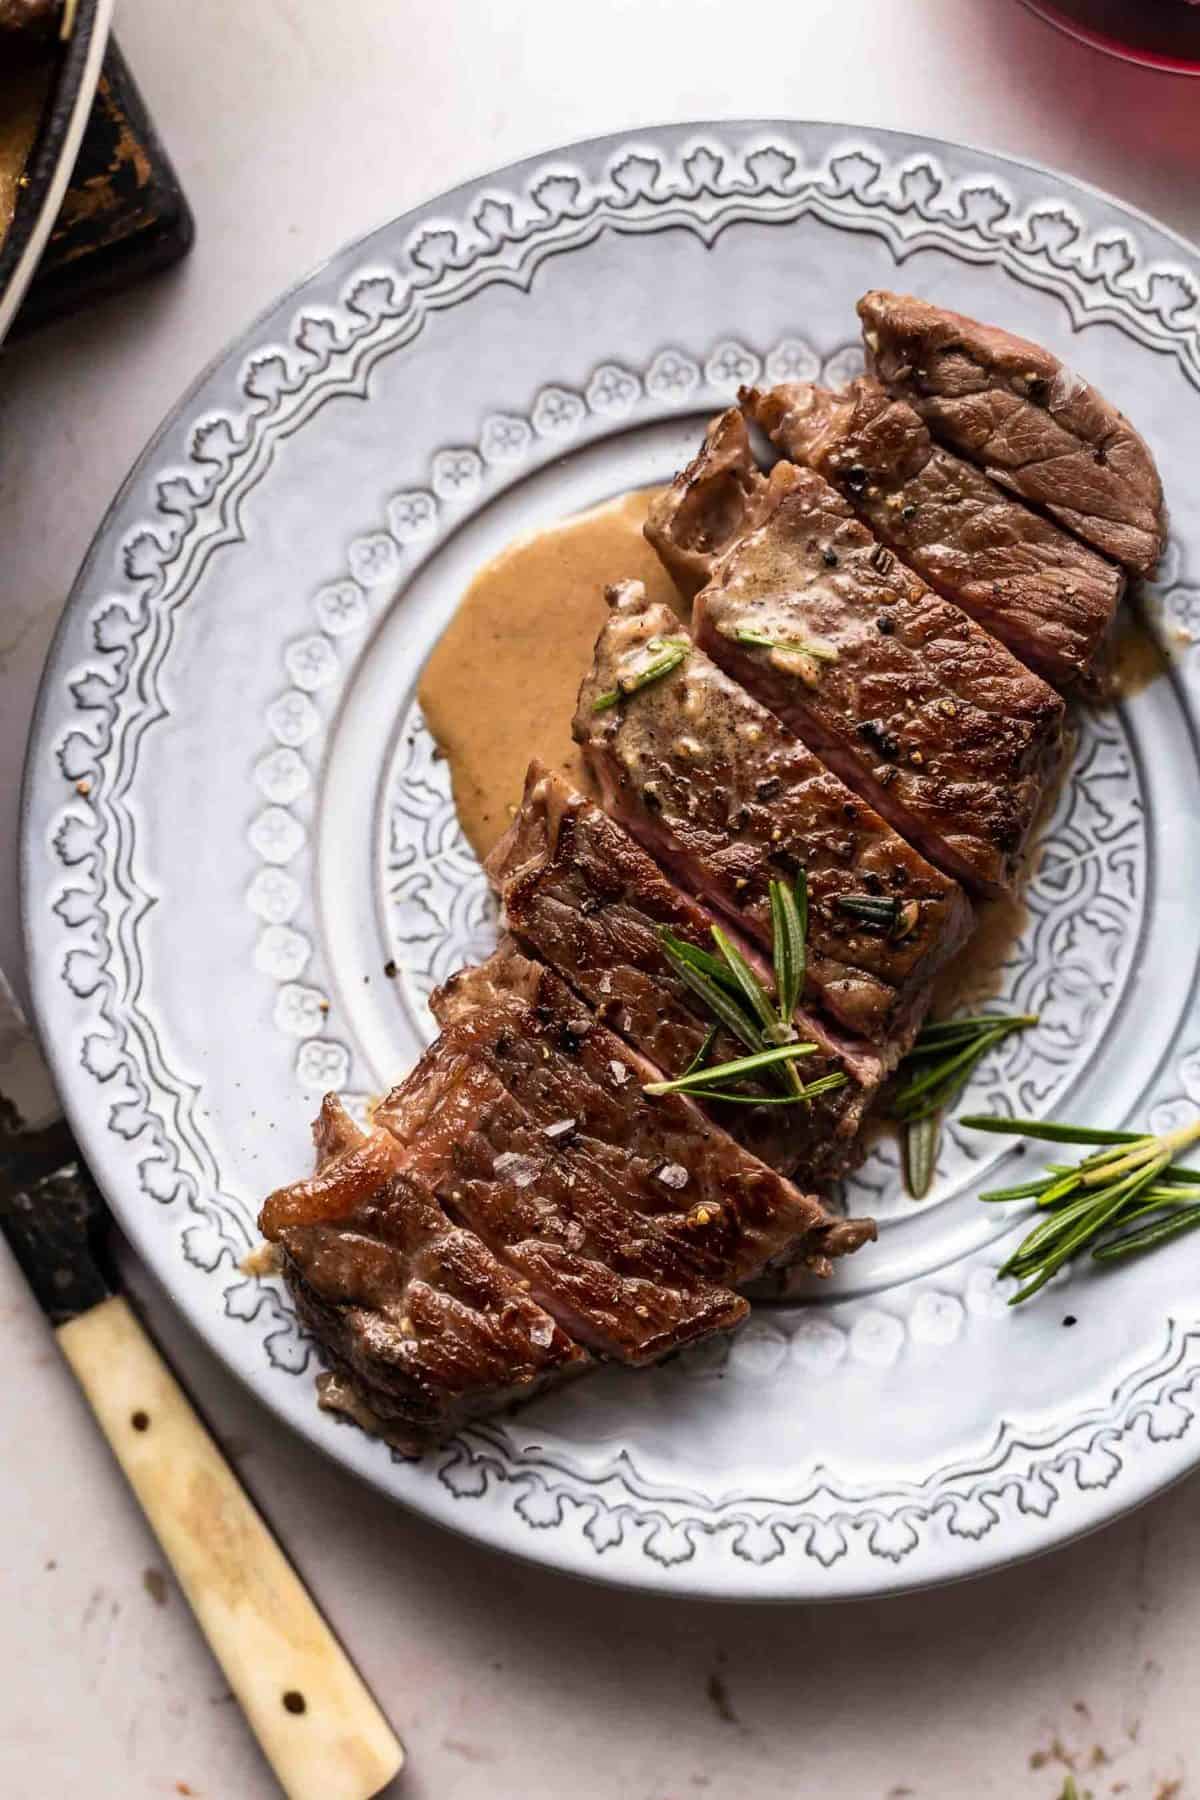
[0,0,113,343]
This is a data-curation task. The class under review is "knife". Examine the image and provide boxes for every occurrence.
[0,966,404,1799]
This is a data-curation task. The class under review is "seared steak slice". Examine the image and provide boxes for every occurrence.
[574,581,972,1046]
[378,1035,747,1363]
[858,290,1166,576]
[746,377,1126,693]
[691,459,1064,895]
[260,1098,589,1454]
[644,408,774,597]
[422,948,867,1283]
[487,761,882,1183]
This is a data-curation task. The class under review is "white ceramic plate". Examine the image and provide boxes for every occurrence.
[21,123,1200,1599]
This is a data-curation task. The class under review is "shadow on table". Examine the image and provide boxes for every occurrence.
[376,1464,1187,1795]
[129,1234,1193,1800]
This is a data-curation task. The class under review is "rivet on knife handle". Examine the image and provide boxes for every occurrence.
[57,1294,404,1800]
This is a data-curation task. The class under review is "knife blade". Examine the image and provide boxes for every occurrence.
[0,966,404,1799]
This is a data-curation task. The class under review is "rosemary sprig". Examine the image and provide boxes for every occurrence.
[659,931,765,1059]
[650,874,846,1107]
[893,1015,1039,1123]
[658,929,741,996]
[728,626,839,663]
[710,925,780,1040]
[965,1112,1200,1304]
[709,920,805,1097]
[678,1071,848,1107]
[892,1013,1038,1200]
[592,636,690,712]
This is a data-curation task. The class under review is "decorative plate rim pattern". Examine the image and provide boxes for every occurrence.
[20,122,1200,1599]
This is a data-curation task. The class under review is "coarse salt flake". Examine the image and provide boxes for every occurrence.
[493,1152,539,1187]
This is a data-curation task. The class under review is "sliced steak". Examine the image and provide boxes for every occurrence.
[644,407,774,598]
[746,376,1126,693]
[487,760,883,1184]
[260,1098,589,1454]
[858,290,1166,576]
[574,581,972,1047]
[421,947,868,1283]
[690,458,1063,895]
[377,1033,747,1363]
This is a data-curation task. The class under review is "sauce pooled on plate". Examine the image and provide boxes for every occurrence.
[419,486,677,863]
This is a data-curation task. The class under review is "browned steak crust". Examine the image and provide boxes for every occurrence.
[487,763,884,1183]
[747,376,1126,693]
[574,581,972,1047]
[262,1099,589,1454]
[692,458,1064,895]
[421,948,866,1284]
[858,290,1165,576]
[378,1035,747,1363]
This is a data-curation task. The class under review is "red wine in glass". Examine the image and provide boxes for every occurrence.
[1020,0,1200,71]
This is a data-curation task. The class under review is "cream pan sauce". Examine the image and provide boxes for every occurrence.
[418,487,677,863]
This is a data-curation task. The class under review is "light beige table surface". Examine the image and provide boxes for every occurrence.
[3,2,1200,1794]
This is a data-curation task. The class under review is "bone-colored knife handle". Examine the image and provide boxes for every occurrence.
[56,1295,403,1800]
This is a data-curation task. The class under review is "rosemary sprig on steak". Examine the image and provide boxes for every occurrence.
[659,931,767,1058]
[964,1112,1200,1304]
[592,635,690,712]
[643,1041,822,1101]
[679,1024,719,1081]
[892,1012,1038,1199]
[653,875,846,1106]
[649,1072,851,1107]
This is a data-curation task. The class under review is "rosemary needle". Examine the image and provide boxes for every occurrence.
[592,636,690,711]
[836,893,921,942]
[710,925,780,1040]
[679,1024,719,1081]
[1094,1206,1200,1262]
[667,1072,848,1107]
[729,625,839,662]
[642,1041,818,1098]
[769,874,807,1030]
[904,1114,940,1201]
[658,930,741,996]
[836,894,901,929]
[660,933,765,1061]
[892,1014,1038,1200]
[959,1114,1139,1146]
